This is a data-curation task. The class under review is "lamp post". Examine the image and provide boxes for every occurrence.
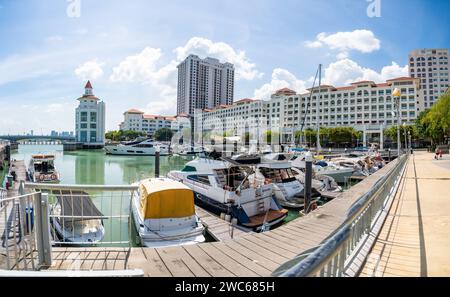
[408,130,412,154]
[403,123,407,154]
[393,88,401,157]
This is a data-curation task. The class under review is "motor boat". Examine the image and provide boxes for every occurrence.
[290,155,354,184]
[105,138,170,156]
[50,190,105,244]
[131,178,205,248]
[168,157,288,231]
[253,160,317,209]
[28,154,60,183]
[172,144,205,156]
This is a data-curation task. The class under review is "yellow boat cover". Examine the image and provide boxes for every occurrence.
[139,178,195,219]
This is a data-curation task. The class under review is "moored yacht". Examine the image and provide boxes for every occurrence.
[253,160,315,209]
[131,178,205,248]
[168,157,288,231]
[28,154,60,183]
[105,138,170,156]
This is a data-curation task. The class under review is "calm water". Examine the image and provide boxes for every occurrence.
[12,145,194,246]
[12,145,302,245]
[12,145,193,185]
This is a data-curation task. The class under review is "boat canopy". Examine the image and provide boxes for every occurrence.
[53,190,104,224]
[139,178,195,220]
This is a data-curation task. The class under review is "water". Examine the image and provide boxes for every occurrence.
[12,145,193,185]
[12,145,194,246]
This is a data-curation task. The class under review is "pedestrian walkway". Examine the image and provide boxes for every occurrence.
[360,151,450,277]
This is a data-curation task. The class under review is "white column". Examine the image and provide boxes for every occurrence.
[380,124,384,150]
[363,124,367,147]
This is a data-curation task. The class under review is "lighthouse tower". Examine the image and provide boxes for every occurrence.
[75,81,106,148]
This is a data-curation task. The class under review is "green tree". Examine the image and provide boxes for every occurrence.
[105,130,146,141]
[419,92,450,144]
[154,128,174,141]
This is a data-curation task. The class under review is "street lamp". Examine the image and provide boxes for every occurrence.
[403,122,407,154]
[408,130,412,154]
[393,88,401,157]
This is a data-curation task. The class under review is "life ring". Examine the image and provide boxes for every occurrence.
[51,174,57,180]
[310,202,318,211]
[39,174,45,181]
[264,178,272,185]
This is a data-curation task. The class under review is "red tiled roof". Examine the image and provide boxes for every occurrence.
[386,77,417,82]
[85,80,93,89]
[143,114,176,121]
[234,98,255,104]
[275,88,296,95]
[125,109,144,114]
[351,80,375,85]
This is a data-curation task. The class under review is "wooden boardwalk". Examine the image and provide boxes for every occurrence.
[195,206,251,241]
[360,151,450,277]
[46,158,403,276]
[0,160,37,270]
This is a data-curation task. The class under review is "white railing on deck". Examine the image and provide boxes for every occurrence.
[277,153,409,277]
[24,183,138,247]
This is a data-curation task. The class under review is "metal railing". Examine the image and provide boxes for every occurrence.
[24,183,138,248]
[279,154,408,277]
[0,190,41,270]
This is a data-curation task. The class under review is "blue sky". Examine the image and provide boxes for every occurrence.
[0,0,449,134]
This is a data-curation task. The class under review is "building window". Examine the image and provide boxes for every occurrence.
[90,112,97,122]
[90,131,97,142]
[80,112,88,122]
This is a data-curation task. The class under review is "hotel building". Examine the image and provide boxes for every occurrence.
[119,110,188,136]
[409,48,449,108]
[199,77,424,146]
[177,54,235,115]
[75,81,106,147]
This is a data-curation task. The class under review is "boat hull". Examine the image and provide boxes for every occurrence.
[104,145,170,156]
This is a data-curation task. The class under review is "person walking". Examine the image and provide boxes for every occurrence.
[439,149,443,160]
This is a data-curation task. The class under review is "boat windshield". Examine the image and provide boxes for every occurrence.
[259,167,297,183]
[34,161,55,173]
[214,167,249,190]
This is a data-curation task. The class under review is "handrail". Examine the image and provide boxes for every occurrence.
[25,183,138,191]
[279,154,408,277]
[0,269,144,277]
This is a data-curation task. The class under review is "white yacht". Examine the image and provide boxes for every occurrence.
[105,138,170,156]
[131,178,205,248]
[290,156,354,184]
[168,157,288,231]
[28,154,60,183]
[253,161,310,209]
[50,190,105,244]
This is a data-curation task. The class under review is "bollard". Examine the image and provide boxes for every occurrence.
[304,152,313,214]
[155,146,160,178]
[388,149,391,162]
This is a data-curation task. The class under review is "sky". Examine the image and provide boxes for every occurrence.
[0,0,449,135]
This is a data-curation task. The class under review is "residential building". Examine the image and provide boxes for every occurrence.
[119,109,188,136]
[198,77,424,145]
[75,81,106,147]
[177,54,235,115]
[409,48,449,108]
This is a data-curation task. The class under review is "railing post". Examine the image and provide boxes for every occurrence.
[35,192,52,268]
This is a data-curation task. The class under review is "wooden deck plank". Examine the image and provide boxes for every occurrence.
[156,247,195,277]
[223,241,280,272]
[243,234,298,259]
[157,246,210,277]
[234,238,291,264]
[212,243,272,276]
[183,244,235,277]
[198,243,259,277]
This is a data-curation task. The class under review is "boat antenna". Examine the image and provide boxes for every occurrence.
[298,65,320,146]
[316,64,322,155]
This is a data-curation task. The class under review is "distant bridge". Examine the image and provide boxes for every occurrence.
[0,135,76,142]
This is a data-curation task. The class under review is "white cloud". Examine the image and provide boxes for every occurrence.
[323,58,408,86]
[305,30,381,57]
[75,59,104,80]
[254,68,307,100]
[45,35,63,43]
[174,37,263,80]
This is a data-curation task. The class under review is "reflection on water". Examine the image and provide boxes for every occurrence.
[12,145,194,247]
[12,145,193,185]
